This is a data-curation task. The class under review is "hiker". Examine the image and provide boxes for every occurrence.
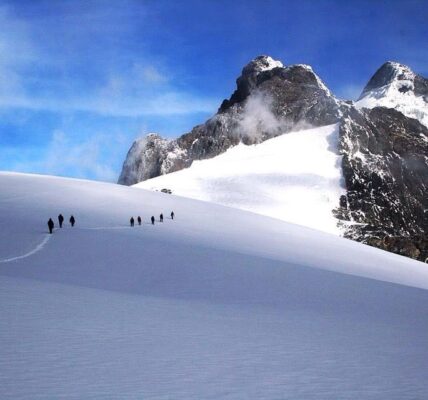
[69,215,75,227]
[58,214,64,228]
[130,217,135,227]
[137,216,142,225]
[47,218,54,234]
[160,213,163,222]
[170,211,174,220]
[151,216,155,225]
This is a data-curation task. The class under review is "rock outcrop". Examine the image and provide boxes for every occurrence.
[118,134,188,186]
[334,106,428,260]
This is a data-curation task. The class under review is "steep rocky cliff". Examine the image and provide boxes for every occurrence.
[335,107,428,260]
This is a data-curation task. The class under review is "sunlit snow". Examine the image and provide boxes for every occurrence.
[136,124,345,235]
[2,173,428,399]
[357,62,428,127]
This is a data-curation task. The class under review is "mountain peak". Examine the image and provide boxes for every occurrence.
[359,61,416,99]
[242,55,284,75]
[356,61,428,127]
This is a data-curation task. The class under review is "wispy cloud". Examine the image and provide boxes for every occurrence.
[8,130,129,182]
[42,131,121,181]
[0,84,218,117]
[335,84,363,101]
[134,64,168,84]
[0,4,218,117]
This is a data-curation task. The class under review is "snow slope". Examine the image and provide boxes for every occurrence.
[135,124,346,235]
[1,172,428,399]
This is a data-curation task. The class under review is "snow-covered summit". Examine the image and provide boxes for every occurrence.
[359,61,416,98]
[357,61,428,127]
[243,55,284,74]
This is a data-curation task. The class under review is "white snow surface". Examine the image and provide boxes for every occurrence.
[356,63,428,127]
[254,55,284,72]
[2,172,428,399]
[136,124,346,235]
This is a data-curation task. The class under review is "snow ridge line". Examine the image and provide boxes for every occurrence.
[0,234,51,264]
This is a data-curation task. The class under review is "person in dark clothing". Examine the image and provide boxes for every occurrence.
[69,215,75,227]
[48,218,54,234]
[170,211,174,220]
[151,216,155,225]
[130,217,135,227]
[160,213,163,222]
[137,216,142,225]
[58,214,64,228]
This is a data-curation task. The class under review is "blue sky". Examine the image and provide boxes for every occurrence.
[0,0,427,181]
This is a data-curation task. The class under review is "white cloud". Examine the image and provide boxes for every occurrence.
[235,92,313,140]
[36,130,128,182]
[0,5,38,98]
[87,66,217,116]
[0,127,137,182]
[133,64,168,84]
[0,6,217,117]
[0,72,217,117]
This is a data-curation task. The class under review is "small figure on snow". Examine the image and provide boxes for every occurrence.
[170,211,174,220]
[151,216,155,225]
[130,217,135,227]
[58,214,64,228]
[48,218,54,234]
[160,213,163,222]
[137,216,142,225]
[69,215,75,227]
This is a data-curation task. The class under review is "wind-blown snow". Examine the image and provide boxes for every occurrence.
[357,63,428,127]
[2,172,428,399]
[136,124,346,235]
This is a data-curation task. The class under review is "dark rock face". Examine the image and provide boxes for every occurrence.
[335,106,428,260]
[118,134,190,185]
[118,55,343,185]
[365,236,428,262]
[219,62,342,126]
[219,56,342,126]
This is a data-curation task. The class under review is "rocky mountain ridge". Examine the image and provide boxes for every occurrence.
[118,56,428,261]
[118,55,345,185]
[335,106,428,260]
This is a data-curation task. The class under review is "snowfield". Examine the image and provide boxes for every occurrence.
[136,124,346,235]
[1,172,428,399]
